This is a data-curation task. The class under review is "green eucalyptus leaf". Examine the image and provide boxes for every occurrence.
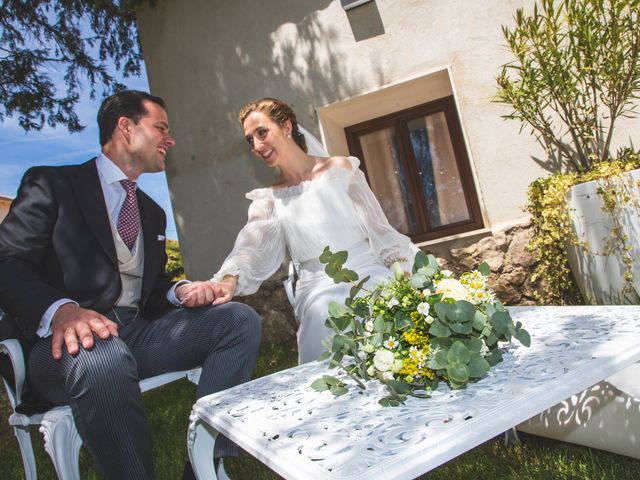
[449,321,473,334]
[322,375,340,386]
[418,265,438,278]
[311,378,329,391]
[515,328,532,347]
[485,331,499,347]
[485,349,503,366]
[332,316,351,332]
[429,319,452,337]
[453,300,476,322]
[434,302,449,322]
[427,254,439,270]
[462,337,484,353]
[386,380,411,395]
[328,301,352,318]
[342,269,359,282]
[473,311,487,330]
[325,263,338,279]
[477,262,491,277]
[330,385,349,396]
[413,250,430,271]
[373,314,387,333]
[369,333,383,346]
[350,275,370,298]
[332,335,355,351]
[490,311,510,335]
[430,337,453,349]
[446,361,469,384]
[410,273,428,289]
[468,354,490,378]
[426,357,443,370]
[434,349,449,367]
[319,246,332,264]
[330,250,348,266]
[448,341,471,364]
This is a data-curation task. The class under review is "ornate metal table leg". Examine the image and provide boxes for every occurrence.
[188,410,220,479]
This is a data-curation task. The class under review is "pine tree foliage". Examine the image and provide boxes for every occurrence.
[0,0,144,133]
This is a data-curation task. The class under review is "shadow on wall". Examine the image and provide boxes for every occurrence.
[138,0,384,278]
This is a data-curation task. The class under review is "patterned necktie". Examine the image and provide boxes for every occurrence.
[118,179,140,252]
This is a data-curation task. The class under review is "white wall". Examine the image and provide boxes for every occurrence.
[137,0,638,278]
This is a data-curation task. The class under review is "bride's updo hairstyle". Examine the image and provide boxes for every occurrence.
[239,98,308,153]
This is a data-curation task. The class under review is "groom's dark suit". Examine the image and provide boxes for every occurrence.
[0,158,261,479]
[0,159,173,346]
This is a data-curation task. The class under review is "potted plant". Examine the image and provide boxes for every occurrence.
[494,0,640,457]
[495,0,640,305]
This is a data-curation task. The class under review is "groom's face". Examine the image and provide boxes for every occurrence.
[128,100,176,174]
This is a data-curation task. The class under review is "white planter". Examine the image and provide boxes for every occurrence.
[566,168,640,305]
[520,169,640,457]
[517,364,640,459]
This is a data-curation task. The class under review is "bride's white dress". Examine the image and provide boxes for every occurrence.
[213,157,419,363]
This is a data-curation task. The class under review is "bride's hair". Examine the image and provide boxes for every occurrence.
[239,98,308,153]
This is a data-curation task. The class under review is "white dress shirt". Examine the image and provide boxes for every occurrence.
[37,154,184,336]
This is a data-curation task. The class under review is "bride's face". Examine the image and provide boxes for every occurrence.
[243,111,290,167]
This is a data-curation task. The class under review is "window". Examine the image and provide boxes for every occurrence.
[345,96,483,242]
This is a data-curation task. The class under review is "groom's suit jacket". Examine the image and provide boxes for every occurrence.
[0,158,175,353]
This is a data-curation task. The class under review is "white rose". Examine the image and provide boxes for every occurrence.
[422,289,432,297]
[442,269,453,278]
[417,302,430,316]
[387,298,400,308]
[373,349,395,372]
[367,365,376,376]
[425,314,435,324]
[362,344,375,353]
[364,320,374,332]
[436,278,470,302]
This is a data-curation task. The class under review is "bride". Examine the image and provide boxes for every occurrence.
[179,98,419,363]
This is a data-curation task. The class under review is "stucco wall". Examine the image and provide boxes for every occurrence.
[137,0,638,279]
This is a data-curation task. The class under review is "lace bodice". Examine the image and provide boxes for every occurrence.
[212,157,419,295]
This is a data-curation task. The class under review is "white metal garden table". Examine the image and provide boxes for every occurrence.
[187,306,640,479]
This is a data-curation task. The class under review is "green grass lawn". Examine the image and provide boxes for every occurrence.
[2,340,639,479]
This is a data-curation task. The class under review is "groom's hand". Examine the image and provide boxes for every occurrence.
[177,279,236,308]
[51,303,119,360]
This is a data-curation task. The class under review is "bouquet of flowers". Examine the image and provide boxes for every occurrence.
[311,248,531,406]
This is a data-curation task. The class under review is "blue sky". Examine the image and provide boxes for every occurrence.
[0,70,178,239]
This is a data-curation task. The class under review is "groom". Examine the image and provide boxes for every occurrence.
[0,90,261,479]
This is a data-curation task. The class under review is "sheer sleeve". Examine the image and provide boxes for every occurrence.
[348,159,420,272]
[211,190,286,295]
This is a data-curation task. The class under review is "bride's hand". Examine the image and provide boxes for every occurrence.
[177,278,236,308]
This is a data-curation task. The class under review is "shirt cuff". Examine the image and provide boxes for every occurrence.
[168,280,191,306]
[38,299,79,338]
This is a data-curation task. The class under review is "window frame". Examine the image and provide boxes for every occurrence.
[345,95,484,243]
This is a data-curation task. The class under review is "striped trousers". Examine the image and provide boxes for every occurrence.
[28,302,261,479]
